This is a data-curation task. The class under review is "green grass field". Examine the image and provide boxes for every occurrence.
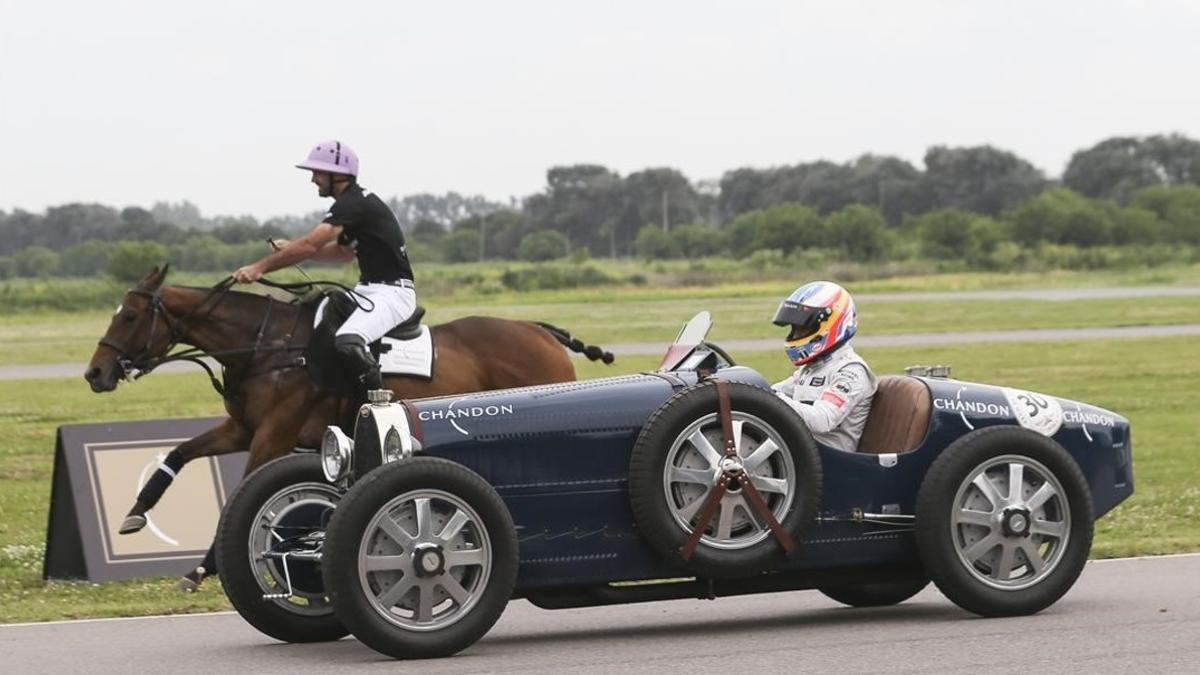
[1,330,1197,623]
[4,259,1200,311]
[3,289,1200,367]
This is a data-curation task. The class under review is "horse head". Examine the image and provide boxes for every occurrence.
[85,265,175,392]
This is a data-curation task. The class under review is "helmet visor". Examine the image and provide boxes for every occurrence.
[773,301,829,341]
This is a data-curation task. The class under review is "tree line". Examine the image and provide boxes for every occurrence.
[2,133,1199,279]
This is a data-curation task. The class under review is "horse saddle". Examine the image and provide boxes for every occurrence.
[304,291,435,393]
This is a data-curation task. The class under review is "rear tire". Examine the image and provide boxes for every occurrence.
[818,578,929,607]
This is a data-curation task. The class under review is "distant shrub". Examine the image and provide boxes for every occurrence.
[745,248,786,270]
[498,264,615,291]
[15,246,60,278]
[569,246,591,265]
[674,224,727,257]
[825,205,890,260]
[1010,189,1114,247]
[60,241,115,276]
[107,241,169,282]
[0,277,125,311]
[517,230,570,262]
[443,230,482,263]
[635,226,681,259]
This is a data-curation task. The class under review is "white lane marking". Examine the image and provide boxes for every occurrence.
[1090,551,1200,564]
[1,611,237,628]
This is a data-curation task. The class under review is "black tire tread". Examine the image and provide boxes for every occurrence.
[914,425,1094,617]
[818,578,930,607]
[215,453,348,643]
[628,380,822,578]
[323,456,518,660]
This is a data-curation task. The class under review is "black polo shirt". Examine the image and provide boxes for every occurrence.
[324,183,414,283]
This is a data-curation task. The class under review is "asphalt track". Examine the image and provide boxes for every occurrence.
[3,554,1198,674]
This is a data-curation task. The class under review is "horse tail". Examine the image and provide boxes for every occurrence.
[533,322,615,365]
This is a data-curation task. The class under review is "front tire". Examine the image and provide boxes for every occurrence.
[215,454,347,643]
[915,425,1093,617]
[323,457,518,660]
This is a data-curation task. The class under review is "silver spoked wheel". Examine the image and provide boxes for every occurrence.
[951,454,1071,590]
[357,489,493,632]
[663,412,796,549]
[249,482,340,615]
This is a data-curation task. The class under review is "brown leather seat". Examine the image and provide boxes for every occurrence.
[858,375,932,455]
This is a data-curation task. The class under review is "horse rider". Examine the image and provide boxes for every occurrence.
[770,281,877,452]
[233,140,416,403]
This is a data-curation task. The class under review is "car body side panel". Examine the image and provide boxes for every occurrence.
[375,368,1130,589]
[919,378,1134,518]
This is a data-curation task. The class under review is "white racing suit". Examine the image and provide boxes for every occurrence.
[772,344,877,452]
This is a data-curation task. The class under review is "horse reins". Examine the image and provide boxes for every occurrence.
[98,276,374,398]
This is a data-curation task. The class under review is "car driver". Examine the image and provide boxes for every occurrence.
[771,281,877,452]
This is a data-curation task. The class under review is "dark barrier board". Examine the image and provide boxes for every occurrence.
[44,417,248,582]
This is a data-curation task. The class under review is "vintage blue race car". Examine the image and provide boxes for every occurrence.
[215,312,1133,659]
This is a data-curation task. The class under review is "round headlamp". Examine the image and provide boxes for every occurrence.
[321,426,353,483]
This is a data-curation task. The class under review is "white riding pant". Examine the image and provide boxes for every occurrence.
[334,283,418,344]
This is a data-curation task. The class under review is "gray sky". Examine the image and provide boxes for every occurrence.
[3,0,1199,221]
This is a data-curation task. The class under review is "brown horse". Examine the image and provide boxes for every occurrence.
[84,266,612,588]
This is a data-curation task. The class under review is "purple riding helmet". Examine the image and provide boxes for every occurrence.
[296,140,359,176]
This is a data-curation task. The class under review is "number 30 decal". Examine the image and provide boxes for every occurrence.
[1003,388,1063,437]
[1016,393,1050,417]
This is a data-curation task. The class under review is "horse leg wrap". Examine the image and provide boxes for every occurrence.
[137,449,186,510]
[199,546,217,576]
[179,547,218,593]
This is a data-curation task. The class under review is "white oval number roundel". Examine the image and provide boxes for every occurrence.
[1002,388,1063,437]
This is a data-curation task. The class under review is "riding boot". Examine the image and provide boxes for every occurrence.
[334,334,384,410]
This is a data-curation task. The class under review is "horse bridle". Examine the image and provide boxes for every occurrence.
[97,281,239,385]
[97,276,371,397]
[98,287,184,380]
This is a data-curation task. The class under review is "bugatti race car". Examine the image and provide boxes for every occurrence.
[215,312,1133,659]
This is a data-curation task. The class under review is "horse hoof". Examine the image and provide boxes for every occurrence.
[118,515,147,535]
[178,568,205,593]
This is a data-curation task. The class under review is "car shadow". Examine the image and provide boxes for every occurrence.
[484,599,966,647]
[223,595,1107,665]
[222,600,966,665]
